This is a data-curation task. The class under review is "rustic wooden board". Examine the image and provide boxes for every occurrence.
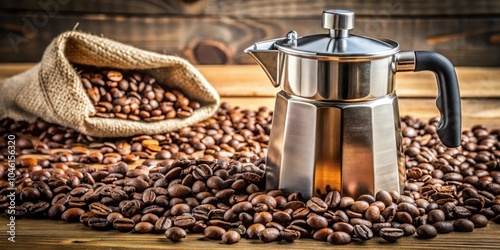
[0,15,498,66]
[199,66,500,98]
[221,97,500,129]
[0,217,498,249]
[1,0,499,16]
[1,64,499,99]
[1,64,499,128]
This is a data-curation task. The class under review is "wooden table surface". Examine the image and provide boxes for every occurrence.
[0,217,499,249]
[1,64,500,249]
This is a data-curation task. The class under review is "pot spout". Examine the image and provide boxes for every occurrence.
[244,39,280,87]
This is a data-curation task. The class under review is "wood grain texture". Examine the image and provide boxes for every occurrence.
[1,64,499,98]
[0,14,498,66]
[221,97,500,129]
[1,0,499,16]
[0,217,498,249]
[0,0,208,15]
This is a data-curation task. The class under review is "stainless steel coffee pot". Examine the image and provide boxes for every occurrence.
[245,10,461,199]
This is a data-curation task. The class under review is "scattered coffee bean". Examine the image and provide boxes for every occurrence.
[353,224,373,240]
[247,223,265,239]
[258,228,280,243]
[417,224,438,238]
[280,228,301,242]
[221,231,241,244]
[61,208,85,223]
[379,228,404,242]
[204,226,226,240]
[113,218,135,232]
[327,231,351,245]
[398,223,416,236]
[453,219,475,232]
[470,214,489,228]
[433,221,454,234]
[165,227,187,241]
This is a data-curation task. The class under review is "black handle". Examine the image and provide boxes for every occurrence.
[414,51,462,147]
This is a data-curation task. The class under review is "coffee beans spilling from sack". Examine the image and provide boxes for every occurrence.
[0,104,499,245]
[0,31,220,138]
[76,64,200,121]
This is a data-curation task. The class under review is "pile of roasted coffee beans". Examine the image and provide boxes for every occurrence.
[76,64,200,121]
[0,104,499,245]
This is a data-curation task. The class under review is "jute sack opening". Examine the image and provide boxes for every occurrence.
[0,31,220,137]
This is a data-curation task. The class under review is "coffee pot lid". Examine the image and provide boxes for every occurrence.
[274,10,399,58]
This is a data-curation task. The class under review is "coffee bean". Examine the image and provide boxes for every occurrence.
[254,212,273,224]
[332,222,354,235]
[221,231,240,244]
[258,227,280,243]
[313,228,333,241]
[327,231,351,245]
[155,217,172,232]
[398,223,416,236]
[306,197,328,213]
[453,206,471,219]
[61,208,85,223]
[324,191,341,208]
[280,228,301,242]
[379,227,404,242]
[247,223,265,239]
[173,214,196,229]
[204,226,226,239]
[427,209,445,224]
[469,214,489,228]
[453,219,474,232]
[88,217,109,230]
[493,215,500,224]
[165,227,187,241]
[365,205,381,222]
[306,215,328,229]
[89,202,113,216]
[433,221,454,233]
[339,197,354,209]
[168,184,192,198]
[273,211,292,223]
[417,224,438,238]
[100,208,119,221]
[135,221,154,233]
[353,224,373,240]
[113,218,135,232]
[29,201,50,216]
[47,204,66,219]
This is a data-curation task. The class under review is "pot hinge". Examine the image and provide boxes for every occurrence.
[396,51,416,72]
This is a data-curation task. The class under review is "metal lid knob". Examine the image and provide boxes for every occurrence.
[321,10,354,38]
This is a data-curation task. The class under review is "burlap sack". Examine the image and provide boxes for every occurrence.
[0,31,220,137]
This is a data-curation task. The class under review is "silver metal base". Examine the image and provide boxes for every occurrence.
[266,91,405,199]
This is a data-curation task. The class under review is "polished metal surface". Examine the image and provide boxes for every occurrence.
[321,10,354,38]
[273,8,399,59]
[278,54,395,100]
[396,51,416,72]
[246,9,428,200]
[244,38,281,87]
[266,91,404,199]
[274,35,400,59]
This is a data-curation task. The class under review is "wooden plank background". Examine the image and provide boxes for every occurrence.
[0,217,498,250]
[0,0,499,66]
[1,0,500,16]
